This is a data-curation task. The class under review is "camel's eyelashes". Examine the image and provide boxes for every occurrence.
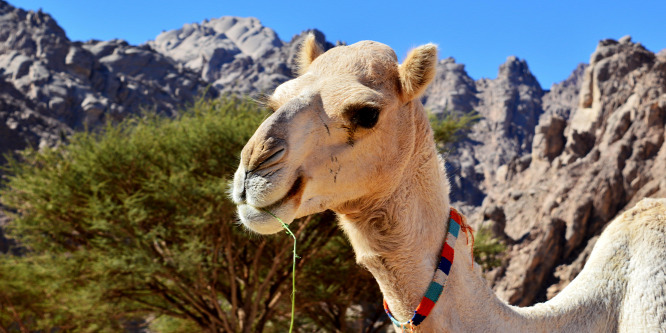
[348,106,380,129]
[260,96,280,113]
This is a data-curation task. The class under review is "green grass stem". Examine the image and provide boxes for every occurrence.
[264,210,297,333]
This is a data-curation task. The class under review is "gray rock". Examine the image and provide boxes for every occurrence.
[473,56,544,162]
[530,63,587,163]
[424,57,478,114]
[0,1,210,133]
[658,48,666,59]
[65,46,94,78]
[618,35,632,44]
[149,18,335,95]
[0,75,67,162]
[433,55,545,209]
[479,37,666,306]
[543,63,587,120]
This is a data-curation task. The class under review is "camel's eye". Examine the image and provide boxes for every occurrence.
[349,106,380,129]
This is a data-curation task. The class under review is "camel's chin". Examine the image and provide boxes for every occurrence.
[237,204,297,235]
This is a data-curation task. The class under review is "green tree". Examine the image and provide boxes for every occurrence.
[429,110,481,152]
[472,227,507,272]
[291,226,389,333]
[0,97,345,332]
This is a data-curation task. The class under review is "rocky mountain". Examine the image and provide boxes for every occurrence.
[477,36,666,306]
[148,17,335,95]
[0,0,339,161]
[1,0,665,310]
[424,55,547,210]
[0,0,209,159]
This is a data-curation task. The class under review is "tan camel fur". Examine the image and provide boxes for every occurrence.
[231,34,666,332]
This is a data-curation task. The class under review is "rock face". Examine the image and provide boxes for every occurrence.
[0,1,339,162]
[0,75,67,161]
[425,55,545,209]
[424,57,479,114]
[149,18,335,95]
[0,1,209,157]
[532,63,587,162]
[478,37,666,306]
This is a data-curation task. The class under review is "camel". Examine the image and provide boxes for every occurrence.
[231,34,666,332]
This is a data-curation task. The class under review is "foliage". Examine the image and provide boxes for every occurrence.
[0,96,355,332]
[291,225,389,333]
[0,96,266,331]
[0,253,132,332]
[429,110,481,151]
[472,227,507,272]
[148,313,213,333]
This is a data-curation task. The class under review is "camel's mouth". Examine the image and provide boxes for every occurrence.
[282,175,305,202]
[236,175,306,234]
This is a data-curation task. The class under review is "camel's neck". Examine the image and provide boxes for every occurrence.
[337,102,454,327]
[335,104,614,332]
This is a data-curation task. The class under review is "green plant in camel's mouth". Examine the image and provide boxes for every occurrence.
[263,209,299,333]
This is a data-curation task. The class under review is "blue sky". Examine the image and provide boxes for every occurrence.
[9,0,666,89]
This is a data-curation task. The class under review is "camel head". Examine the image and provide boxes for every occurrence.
[231,35,438,234]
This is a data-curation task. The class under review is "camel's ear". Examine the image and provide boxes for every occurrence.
[398,44,438,101]
[297,33,324,75]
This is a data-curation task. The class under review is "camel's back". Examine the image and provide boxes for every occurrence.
[604,198,666,332]
[612,197,666,238]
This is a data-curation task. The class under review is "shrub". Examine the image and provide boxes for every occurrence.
[0,97,346,332]
[472,227,507,272]
[429,110,481,151]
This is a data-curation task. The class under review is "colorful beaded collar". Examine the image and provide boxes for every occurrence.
[383,207,468,330]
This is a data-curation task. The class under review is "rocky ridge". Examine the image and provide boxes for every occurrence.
[0,1,209,157]
[148,18,335,95]
[424,55,547,209]
[478,36,666,305]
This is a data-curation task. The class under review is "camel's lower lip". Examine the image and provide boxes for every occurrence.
[236,175,306,234]
[236,198,293,234]
[237,204,285,234]
[245,174,305,209]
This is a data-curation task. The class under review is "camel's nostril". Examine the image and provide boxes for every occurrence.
[257,148,285,170]
[239,181,247,202]
[249,145,287,172]
[243,136,288,172]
